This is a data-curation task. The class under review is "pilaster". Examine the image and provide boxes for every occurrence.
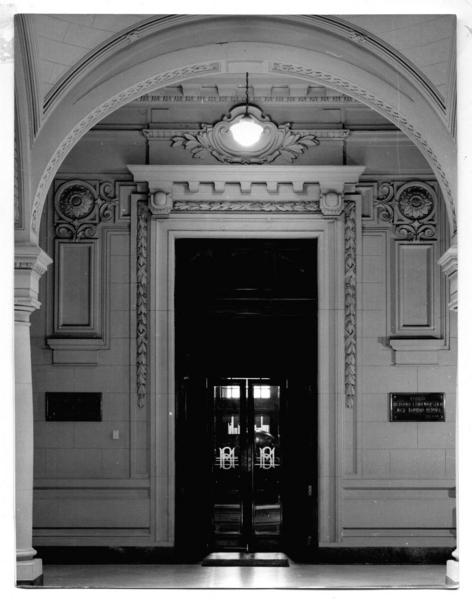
[438,242,458,585]
[14,243,51,585]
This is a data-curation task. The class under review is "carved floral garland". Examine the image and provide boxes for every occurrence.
[136,201,148,409]
[172,200,321,212]
[344,200,357,409]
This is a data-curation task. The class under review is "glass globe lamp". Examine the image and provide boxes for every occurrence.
[229,115,263,147]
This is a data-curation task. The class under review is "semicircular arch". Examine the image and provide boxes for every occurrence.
[26,15,456,240]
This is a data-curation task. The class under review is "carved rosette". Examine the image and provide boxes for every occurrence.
[344,200,357,409]
[54,179,118,240]
[375,181,437,241]
[171,104,319,165]
[136,201,148,408]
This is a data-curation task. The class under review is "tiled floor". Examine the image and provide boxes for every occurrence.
[42,563,450,589]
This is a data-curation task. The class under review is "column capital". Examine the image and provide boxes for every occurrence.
[14,243,52,317]
[438,244,458,311]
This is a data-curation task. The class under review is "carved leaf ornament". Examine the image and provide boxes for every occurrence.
[375,181,437,241]
[54,179,118,240]
[171,104,319,164]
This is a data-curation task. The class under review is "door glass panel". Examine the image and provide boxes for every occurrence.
[212,384,243,536]
[251,384,282,536]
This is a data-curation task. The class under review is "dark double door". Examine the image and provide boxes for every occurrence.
[210,377,282,551]
[175,239,317,558]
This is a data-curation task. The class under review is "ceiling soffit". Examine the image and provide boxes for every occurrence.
[37,14,450,126]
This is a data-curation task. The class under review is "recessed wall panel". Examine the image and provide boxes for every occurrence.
[54,240,101,337]
[58,243,92,327]
[396,243,435,333]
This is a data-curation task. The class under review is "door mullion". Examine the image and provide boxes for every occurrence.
[247,380,255,552]
[241,380,251,551]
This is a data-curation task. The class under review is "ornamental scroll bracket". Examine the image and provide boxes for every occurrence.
[54,179,119,240]
[375,181,437,241]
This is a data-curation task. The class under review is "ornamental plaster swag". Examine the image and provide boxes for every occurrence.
[169,104,319,165]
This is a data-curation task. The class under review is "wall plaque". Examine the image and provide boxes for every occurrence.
[45,392,102,421]
[389,393,445,422]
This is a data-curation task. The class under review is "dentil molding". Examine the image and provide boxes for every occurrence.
[127,165,366,214]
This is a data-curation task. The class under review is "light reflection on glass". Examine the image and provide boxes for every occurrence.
[253,385,271,399]
[221,385,240,399]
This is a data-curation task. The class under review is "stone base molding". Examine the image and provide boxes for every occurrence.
[438,244,458,311]
[15,242,51,585]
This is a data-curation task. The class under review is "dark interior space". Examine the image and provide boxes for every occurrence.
[174,239,317,560]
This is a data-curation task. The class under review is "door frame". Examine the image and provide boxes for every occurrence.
[147,212,349,547]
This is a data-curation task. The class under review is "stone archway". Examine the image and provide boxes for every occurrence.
[22,15,457,243]
[14,13,458,583]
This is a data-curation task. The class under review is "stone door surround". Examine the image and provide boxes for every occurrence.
[128,164,365,545]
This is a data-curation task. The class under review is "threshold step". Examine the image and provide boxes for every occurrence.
[202,552,289,566]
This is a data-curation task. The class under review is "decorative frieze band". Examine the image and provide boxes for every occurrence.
[171,200,321,213]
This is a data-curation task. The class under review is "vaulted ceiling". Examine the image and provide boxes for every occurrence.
[26,14,456,126]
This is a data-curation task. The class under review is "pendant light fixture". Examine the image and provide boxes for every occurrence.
[229,73,264,147]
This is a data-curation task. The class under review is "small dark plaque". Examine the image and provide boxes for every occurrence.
[389,393,445,422]
[46,392,102,421]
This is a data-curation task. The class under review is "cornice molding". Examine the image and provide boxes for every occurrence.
[127,164,367,197]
